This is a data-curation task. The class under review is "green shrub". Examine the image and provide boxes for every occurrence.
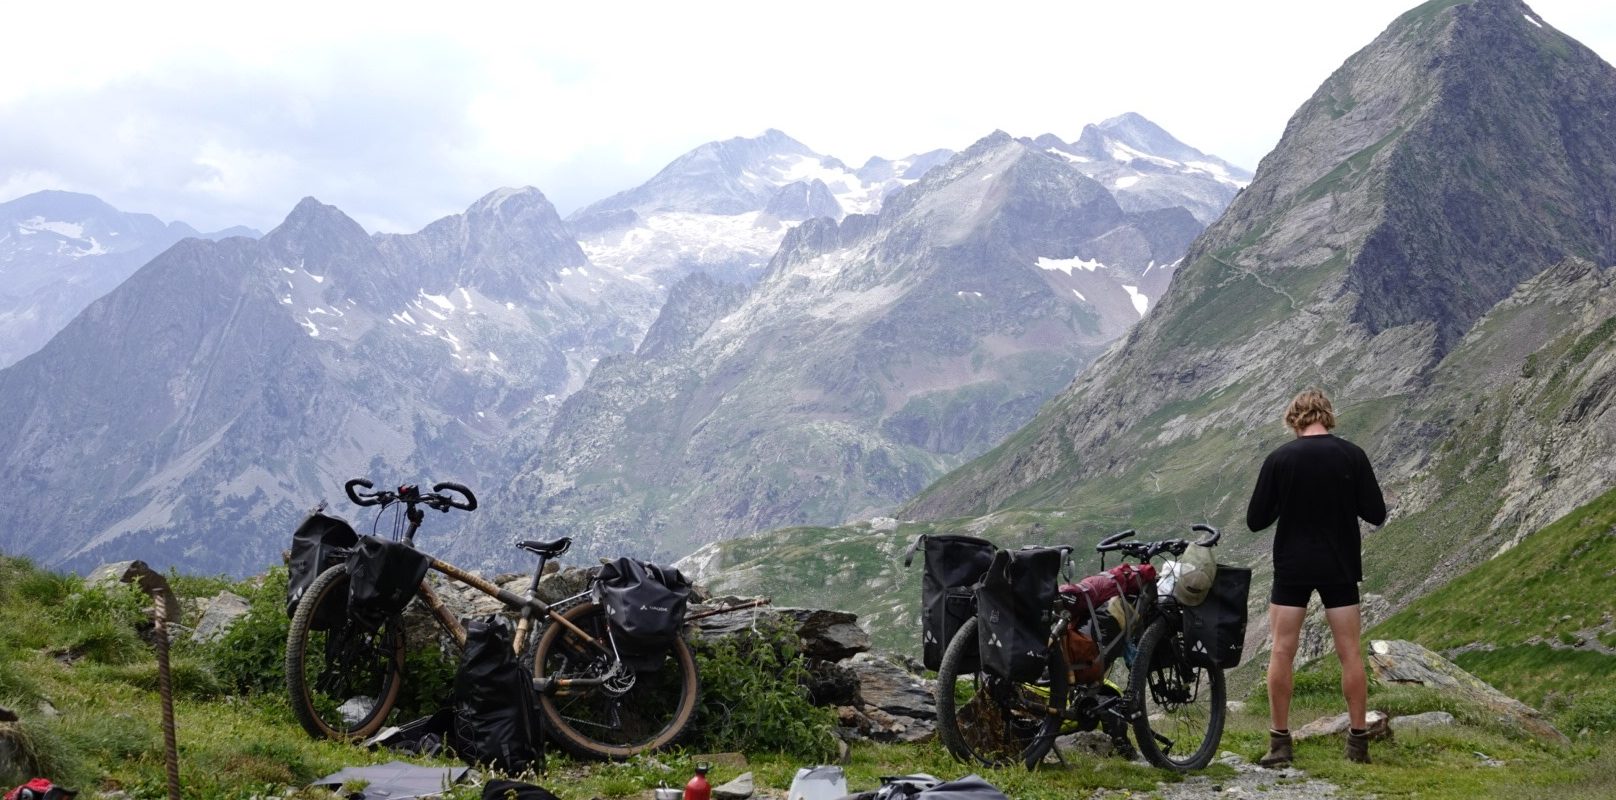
[689,622,838,760]
[57,581,151,664]
[81,657,225,700]
[210,568,292,694]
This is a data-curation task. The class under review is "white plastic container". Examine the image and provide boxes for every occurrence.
[787,766,847,800]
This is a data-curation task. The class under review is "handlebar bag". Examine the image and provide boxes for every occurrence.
[345,535,430,633]
[1181,565,1251,668]
[974,547,1063,682]
[285,511,358,625]
[451,616,543,774]
[905,533,997,671]
[592,557,692,671]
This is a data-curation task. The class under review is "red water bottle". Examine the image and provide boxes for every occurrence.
[684,763,712,800]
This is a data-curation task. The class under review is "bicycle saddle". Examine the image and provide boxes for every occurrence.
[516,537,572,557]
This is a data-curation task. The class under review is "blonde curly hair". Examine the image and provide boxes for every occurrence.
[1284,388,1336,432]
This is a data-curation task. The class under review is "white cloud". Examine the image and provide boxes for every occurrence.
[1,0,1612,233]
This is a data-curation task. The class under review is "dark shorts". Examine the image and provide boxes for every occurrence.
[1270,581,1360,609]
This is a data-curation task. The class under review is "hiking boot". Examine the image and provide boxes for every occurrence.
[1346,729,1372,764]
[1258,730,1293,768]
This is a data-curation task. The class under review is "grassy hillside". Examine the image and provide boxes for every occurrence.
[1373,485,1616,719]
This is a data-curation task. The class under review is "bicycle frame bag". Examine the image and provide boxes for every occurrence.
[904,533,996,671]
[593,557,693,671]
[1181,564,1251,669]
[285,510,358,621]
[451,616,543,774]
[345,535,430,633]
[974,546,1063,682]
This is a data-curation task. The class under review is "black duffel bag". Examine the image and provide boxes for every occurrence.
[285,510,358,625]
[1181,564,1252,669]
[974,547,1064,682]
[593,558,693,671]
[451,616,543,774]
[904,534,996,671]
[346,535,430,633]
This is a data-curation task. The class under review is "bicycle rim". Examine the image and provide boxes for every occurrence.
[533,602,699,760]
[935,617,1066,769]
[1129,618,1225,771]
[285,564,406,740]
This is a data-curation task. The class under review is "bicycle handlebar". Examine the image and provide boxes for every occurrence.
[1095,529,1136,551]
[1094,523,1221,560]
[343,477,478,513]
[432,481,478,511]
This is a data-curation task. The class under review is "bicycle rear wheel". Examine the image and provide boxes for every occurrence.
[531,601,700,760]
[934,616,1067,769]
[1128,617,1225,771]
[285,563,407,740]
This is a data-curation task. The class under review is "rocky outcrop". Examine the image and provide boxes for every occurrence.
[1367,639,1567,744]
[190,591,249,643]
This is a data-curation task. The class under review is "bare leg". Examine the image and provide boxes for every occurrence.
[1324,604,1367,729]
[1267,604,1307,731]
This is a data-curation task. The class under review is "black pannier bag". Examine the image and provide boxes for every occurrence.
[904,533,996,671]
[285,510,358,623]
[1181,564,1252,669]
[451,616,543,774]
[974,546,1063,682]
[592,558,693,671]
[345,535,431,633]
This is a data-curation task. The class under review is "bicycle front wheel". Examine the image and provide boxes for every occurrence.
[532,601,700,760]
[1128,617,1225,771]
[934,616,1067,769]
[284,562,407,740]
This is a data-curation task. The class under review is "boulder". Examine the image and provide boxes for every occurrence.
[190,591,249,643]
[85,561,138,589]
[844,652,935,743]
[1367,639,1568,745]
[1055,730,1117,758]
[690,604,870,661]
[1293,710,1390,741]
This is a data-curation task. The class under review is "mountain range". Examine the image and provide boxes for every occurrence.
[0,116,1241,574]
[0,191,259,368]
[679,0,1616,650]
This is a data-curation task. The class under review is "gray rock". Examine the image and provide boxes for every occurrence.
[1368,639,1567,744]
[868,517,899,532]
[1293,709,1389,741]
[1297,594,1391,660]
[86,561,138,588]
[844,652,935,743]
[1393,710,1456,731]
[690,604,870,662]
[190,591,250,643]
[1055,730,1116,758]
[712,771,754,800]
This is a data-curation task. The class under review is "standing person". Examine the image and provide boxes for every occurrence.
[1246,388,1387,766]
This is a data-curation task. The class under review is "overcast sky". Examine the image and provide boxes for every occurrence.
[3,0,1613,234]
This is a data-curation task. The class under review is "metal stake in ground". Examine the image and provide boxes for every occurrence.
[120,561,182,800]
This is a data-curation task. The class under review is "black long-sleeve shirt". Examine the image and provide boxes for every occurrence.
[1246,433,1387,585]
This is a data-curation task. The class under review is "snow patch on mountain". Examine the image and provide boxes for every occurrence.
[1037,255,1106,275]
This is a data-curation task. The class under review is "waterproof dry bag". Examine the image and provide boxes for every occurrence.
[905,533,996,671]
[974,546,1063,682]
[451,616,543,774]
